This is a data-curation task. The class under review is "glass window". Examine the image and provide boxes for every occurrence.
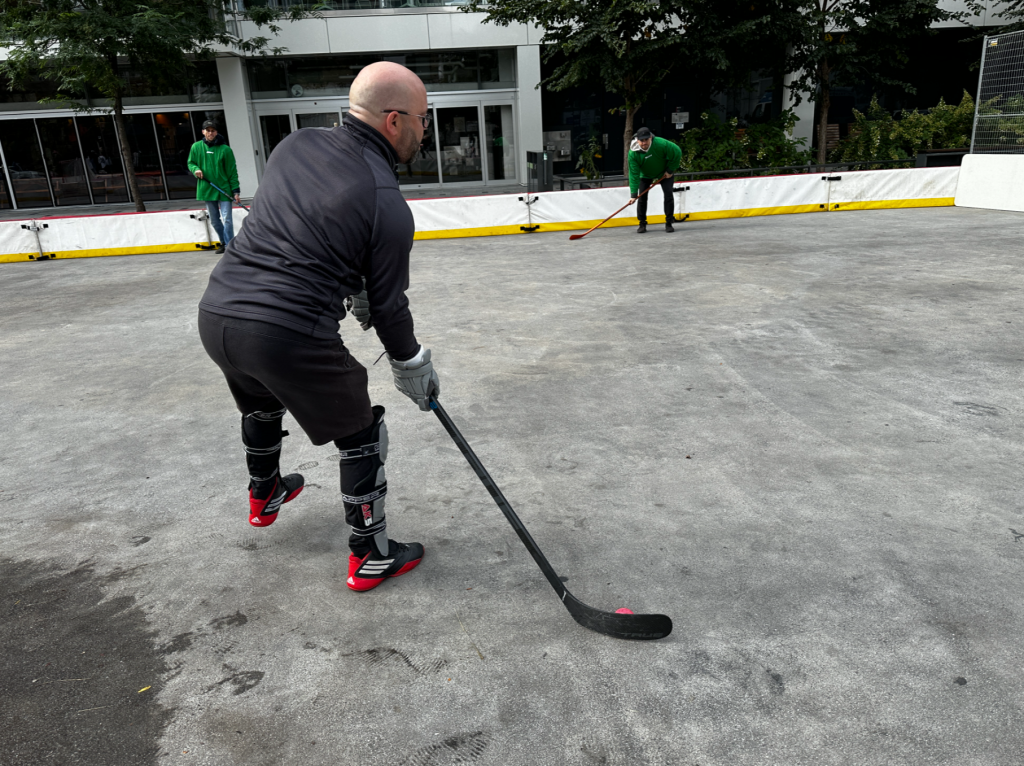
[122,113,166,201]
[36,117,92,206]
[0,120,52,208]
[259,114,292,159]
[296,112,340,129]
[484,105,516,182]
[248,49,516,100]
[76,115,130,204]
[396,108,439,185]
[437,106,482,184]
[155,111,201,200]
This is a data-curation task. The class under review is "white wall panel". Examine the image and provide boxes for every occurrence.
[326,15,430,53]
[427,14,528,49]
[236,18,329,54]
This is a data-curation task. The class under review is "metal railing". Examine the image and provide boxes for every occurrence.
[553,159,916,191]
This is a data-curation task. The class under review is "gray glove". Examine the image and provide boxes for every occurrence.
[388,346,440,411]
[344,281,372,331]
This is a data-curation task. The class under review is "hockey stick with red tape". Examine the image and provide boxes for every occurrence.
[429,395,672,641]
[568,173,668,241]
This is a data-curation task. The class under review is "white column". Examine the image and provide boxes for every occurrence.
[782,70,815,146]
[215,56,260,197]
[515,45,543,185]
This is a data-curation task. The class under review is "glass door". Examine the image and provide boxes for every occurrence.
[483,104,516,183]
[436,106,482,185]
[396,105,440,186]
[259,114,292,162]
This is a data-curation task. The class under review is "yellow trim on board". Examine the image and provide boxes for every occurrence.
[412,197,954,240]
[0,242,219,264]
[829,197,954,211]
[1,197,956,261]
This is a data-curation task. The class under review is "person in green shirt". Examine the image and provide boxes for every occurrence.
[188,120,241,254]
[628,127,682,234]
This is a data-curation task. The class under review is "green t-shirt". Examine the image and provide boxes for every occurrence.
[628,136,682,196]
[187,138,240,202]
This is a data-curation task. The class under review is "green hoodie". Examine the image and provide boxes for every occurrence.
[628,136,682,197]
[187,135,240,202]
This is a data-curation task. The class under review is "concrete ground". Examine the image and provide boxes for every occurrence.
[2,206,1023,766]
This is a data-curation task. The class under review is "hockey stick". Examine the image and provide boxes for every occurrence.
[568,175,664,241]
[429,396,672,641]
[200,178,250,211]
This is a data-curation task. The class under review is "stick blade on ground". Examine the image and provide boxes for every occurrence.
[563,592,673,640]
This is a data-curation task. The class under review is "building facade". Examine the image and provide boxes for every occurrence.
[0,0,1007,211]
[0,2,542,211]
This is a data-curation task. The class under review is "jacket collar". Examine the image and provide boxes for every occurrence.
[343,115,399,174]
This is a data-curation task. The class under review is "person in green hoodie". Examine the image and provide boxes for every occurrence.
[188,120,241,254]
[628,127,682,234]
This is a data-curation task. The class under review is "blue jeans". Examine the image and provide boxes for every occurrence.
[206,200,234,244]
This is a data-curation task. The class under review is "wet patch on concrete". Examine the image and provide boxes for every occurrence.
[1,558,174,765]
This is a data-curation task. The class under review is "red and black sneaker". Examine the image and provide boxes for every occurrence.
[248,473,304,527]
[347,541,424,592]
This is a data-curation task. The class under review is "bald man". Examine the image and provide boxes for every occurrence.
[198,62,439,591]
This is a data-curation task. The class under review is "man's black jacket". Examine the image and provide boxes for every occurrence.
[199,116,419,361]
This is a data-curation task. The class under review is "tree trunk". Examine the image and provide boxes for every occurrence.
[113,93,146,212]
[816,58,831,166]
[622,105,641,177]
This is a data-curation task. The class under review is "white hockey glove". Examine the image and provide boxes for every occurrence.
[344,281,372,331]
[388,346,440,412]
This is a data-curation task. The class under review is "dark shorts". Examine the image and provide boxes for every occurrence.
[198,309,373,445]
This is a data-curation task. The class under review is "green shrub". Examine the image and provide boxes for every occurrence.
[675,110,811,172]
[829,91,974,163]
[575,136,603,180]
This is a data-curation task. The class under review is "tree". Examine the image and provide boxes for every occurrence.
[465,0,690,176]
[780,0,971,164]
[992,0,1024,32]
[0,0,312,211]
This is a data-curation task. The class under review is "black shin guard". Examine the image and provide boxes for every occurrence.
[335,405,389,557]
[242,408,288,492]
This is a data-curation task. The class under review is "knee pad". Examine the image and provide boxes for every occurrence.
[335,405,389,556]
[242,407,287,481]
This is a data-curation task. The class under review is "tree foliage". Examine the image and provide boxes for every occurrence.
[780,0,972,164]
[829,91,975,163]
[0,0,313,210]
[464,0,787,175]
[465,0,686,175]
[675,109,811,172]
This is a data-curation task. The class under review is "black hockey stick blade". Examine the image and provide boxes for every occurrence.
[429,396,672,641]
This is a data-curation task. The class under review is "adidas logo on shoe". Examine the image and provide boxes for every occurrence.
[347,542,424,592]
[248,473,304,527]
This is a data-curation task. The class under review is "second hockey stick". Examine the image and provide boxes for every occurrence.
[201,178,250,211]
[568,176,662,241]
[429,396,672,641]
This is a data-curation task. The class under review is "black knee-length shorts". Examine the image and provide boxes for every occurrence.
[198,309,374,445]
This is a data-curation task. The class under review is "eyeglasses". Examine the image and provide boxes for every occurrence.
[381,110,432,130]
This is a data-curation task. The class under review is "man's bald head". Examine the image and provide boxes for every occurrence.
[347,61,428,164]
[349,62,427,125]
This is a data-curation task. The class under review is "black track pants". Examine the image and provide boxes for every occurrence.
[198,309,373,445]
[637,177,675,224]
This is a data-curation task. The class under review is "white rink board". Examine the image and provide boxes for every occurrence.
[955,154,1024,213]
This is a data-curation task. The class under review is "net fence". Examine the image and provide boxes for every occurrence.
[972,29,1024,154]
